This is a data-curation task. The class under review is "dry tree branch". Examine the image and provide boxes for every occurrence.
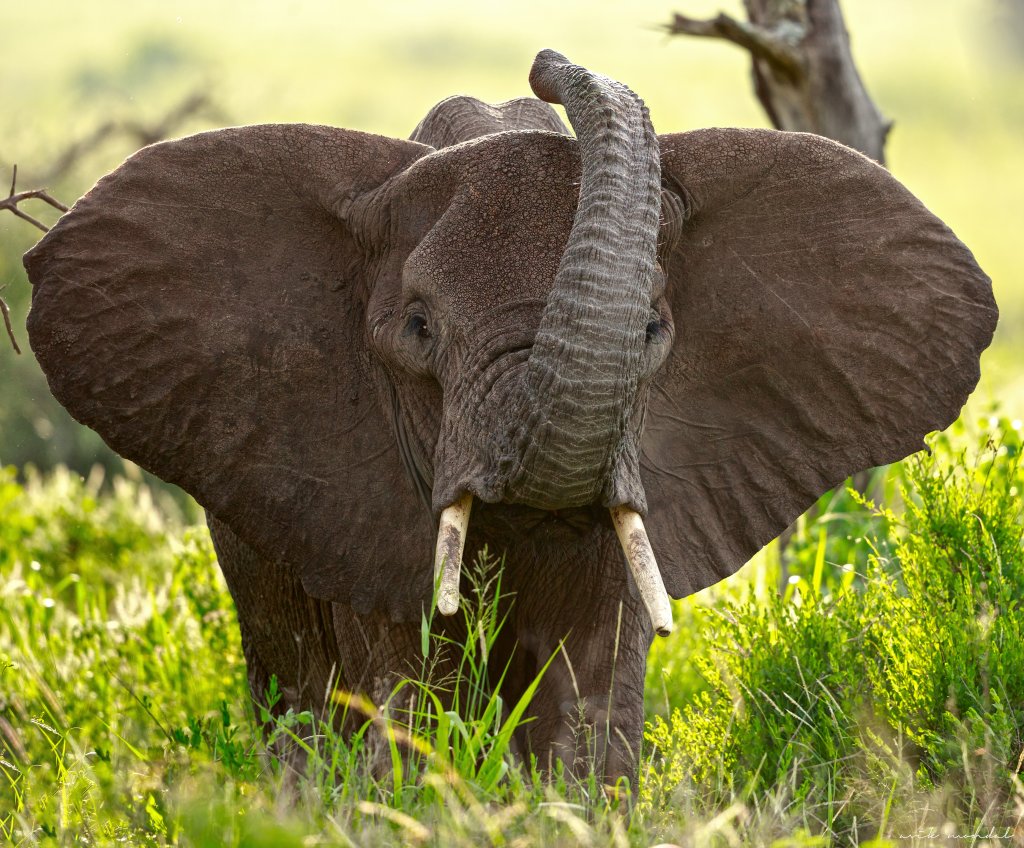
[664,0,888,164]
[0,165,55,354]
[40,90,219,183]
[665,12,804,80]
[0,91,222,355]
[1,165,68,233]
[3,90,217,231]
[1,286,21,355]
[39,122,120,188]
[127,90,217,146]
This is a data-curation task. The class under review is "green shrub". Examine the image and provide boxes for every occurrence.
[644,415,1024,841]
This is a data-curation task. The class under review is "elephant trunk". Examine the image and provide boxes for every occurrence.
[505,50,662,510]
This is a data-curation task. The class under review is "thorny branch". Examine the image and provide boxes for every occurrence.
[1,166,66,353]
[1,165,68,233]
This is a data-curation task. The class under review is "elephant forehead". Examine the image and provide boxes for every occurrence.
[399,133,581,317]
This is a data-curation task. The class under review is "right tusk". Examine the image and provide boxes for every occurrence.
[433,493,473,616]
[609,505,674,637]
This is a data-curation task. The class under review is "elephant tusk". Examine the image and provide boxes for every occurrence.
[433,493,473,616]
[609,506,674,637]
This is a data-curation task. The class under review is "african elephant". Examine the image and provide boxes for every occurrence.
[23,50,997,787]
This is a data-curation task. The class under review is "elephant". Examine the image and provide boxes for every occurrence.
[22,50,997,788]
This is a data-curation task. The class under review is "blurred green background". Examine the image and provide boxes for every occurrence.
[1,0,1021,478]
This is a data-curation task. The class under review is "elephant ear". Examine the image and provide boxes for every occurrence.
[643,128,998,598]
[25,124,437,620]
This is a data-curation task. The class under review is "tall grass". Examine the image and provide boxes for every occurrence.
[1,414,1023,845]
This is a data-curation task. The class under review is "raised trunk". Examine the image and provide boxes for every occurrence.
[504,50,662,510]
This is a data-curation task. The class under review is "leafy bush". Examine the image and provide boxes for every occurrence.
[645,415,1024,842]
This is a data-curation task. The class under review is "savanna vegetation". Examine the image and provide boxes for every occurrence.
[2,0,1023,845]
[3,411,1022,844]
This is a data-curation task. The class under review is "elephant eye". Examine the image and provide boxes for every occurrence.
[404,314,432,340]
[645,316,668,344]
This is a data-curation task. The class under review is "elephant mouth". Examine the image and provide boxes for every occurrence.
[431,490,674,637]
[531,506,600,536]
[473,502,609,539]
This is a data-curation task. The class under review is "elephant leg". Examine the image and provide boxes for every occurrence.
[329,607,464,776]
[522,607,650,792]
[329,608,427,708]
[497,529,653,793]
[207,512,346,780]
[208,512,462,776]
[207,513,341,718]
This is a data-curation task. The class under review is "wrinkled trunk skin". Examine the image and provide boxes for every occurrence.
[208,512,653,789]
[503,51,662,512]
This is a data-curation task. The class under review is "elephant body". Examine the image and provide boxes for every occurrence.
[209,507,649,780]
[23,52,997,789]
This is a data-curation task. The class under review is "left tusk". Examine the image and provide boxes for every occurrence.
[609,506,674,637]
[433,493,473,616]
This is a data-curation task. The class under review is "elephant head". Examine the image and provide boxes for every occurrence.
[23,51,997,640]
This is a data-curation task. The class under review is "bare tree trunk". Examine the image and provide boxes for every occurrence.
[666,0,891,163]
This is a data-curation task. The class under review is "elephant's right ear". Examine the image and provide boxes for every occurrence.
[25,124,437,620]
[641,128,997,601]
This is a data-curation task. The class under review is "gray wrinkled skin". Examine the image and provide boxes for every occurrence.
[23,50,997,786]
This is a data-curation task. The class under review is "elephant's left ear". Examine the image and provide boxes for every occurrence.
[642,128,998,599]
[25,124,437,620]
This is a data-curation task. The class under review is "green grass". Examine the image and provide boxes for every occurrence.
[1,416,1022,845]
